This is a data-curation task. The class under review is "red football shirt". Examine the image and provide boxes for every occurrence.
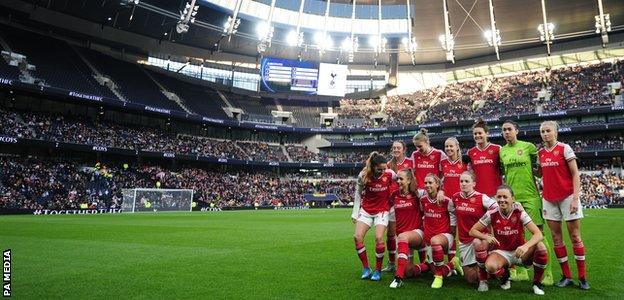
[467,143,503,196]
[411,148,447,189]
[538,142,576,202]
[360,169,396,215]
[420,194,455,244]
[452,191,497,244]
[441,158,468,197]
[479,203,532,251]
[391,190,423,234]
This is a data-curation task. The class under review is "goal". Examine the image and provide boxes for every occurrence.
[122,188,194,213]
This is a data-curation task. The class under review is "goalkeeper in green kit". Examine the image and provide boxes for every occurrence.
[499,120,553,285]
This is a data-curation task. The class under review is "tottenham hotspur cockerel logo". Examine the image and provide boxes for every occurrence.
[330,71,337,87]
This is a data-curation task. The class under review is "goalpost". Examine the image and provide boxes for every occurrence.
[122,188,194,213]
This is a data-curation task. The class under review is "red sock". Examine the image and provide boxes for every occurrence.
[396,241,410,278]
[573,241,587,280]
[478,268,489,281]
[387,236,397,265]
[409,262,431,277]
[554,243,572,279]
[355,241,369,269]
[447,242,456,261]
[431,244,447,276]
[533,249,548,284]
[418,262,430,274]
[494,268,507,278]
[375,242,385,271]
[418,247,427,263]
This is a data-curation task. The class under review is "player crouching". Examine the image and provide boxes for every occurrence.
[469,185,548,295]
[387,169,428,288]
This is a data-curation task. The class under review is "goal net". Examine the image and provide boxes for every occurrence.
[122,188,194,213]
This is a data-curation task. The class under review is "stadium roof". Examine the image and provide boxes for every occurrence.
[3,0,624,66]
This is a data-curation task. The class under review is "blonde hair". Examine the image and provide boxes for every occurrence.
[445,137,461,160]
[424,173,442,190]
[413,128,429,142]
[540,120,559,131]
[460,170,476,182]
[540,120,559,141]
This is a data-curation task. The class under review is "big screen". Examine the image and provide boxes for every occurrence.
[260,57,318,94]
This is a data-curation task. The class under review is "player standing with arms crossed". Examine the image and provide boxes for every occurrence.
[538,121,589,290]
[470,185,549,295]
[466,119,503,197]
[382,141,414,273]
[499,120,553,285]
[351,152,396,281]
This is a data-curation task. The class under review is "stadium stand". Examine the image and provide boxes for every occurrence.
[1,26,116,99]
[147,70,230,119]
[0,156,357,210]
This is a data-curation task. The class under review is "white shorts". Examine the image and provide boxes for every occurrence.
[491,249,525,267]
[356,210,389,228]
[542,194,584,222]
[409,228,424,240]
[425,233,455,262]
[459,242,476,267]
[388,207,396,222]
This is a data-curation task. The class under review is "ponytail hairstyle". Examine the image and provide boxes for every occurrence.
[361,151,387,185]
[472,118,490,133]
[388,140,407,172]
[398,168,418,196]
[413,128,429,143]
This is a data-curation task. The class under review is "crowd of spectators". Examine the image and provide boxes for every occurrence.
[0,108,286,162]
[334,60,623,127]
[0,157,358,210]
[580,171,624,206]
[2,155,621,211]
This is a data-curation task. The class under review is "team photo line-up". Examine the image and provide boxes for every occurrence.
[350,119,589,295]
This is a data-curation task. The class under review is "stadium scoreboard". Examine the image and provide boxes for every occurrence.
[260,57,347,97]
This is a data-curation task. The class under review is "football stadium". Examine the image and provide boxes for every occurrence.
[0,0,624,298]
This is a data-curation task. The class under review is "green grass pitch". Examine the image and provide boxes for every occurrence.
[1,208,623,299]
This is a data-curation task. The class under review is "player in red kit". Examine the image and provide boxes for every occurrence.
[411,129,451,264]
[442,137,468,198]
[538,121,589,290]
[451,171,497,288]
[388,169,428,288]
[351,152,397,281]
[439,137,465,268]
[466,119,503,197]
[411,129,447,190]
[420,174,461,289]
[470,185,548,295]
[382,141,414,273]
